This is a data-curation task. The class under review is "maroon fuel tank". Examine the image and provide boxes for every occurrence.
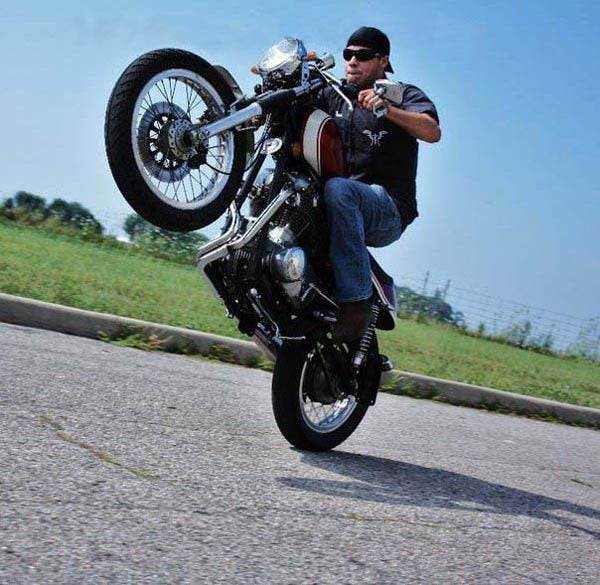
[301,108,345,181]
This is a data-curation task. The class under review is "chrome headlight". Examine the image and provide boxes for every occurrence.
[258,38,306,81]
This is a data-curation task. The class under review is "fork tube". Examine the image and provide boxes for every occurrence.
[234,152,267,208]
[188,102,263,142]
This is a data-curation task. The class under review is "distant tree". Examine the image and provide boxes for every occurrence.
[0,191,104,233]
[504,319,533,347]
[395,285,464,328]
[568,317,600,362]
[46,198,72,222]
[123,213,148,240]
[122,213,208,262]
[13,191,47,214]
[46,198,104,233]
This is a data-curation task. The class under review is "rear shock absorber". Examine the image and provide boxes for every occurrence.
[352,302,380,373]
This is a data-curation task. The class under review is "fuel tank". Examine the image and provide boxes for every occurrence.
[301,108,345,181]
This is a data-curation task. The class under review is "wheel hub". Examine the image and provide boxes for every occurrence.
[166,118,196,160]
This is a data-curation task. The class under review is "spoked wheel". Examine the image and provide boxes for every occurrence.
[105,49,247,231]
[272,337,381,451]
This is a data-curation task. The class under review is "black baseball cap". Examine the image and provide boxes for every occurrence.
[346,26,394,73]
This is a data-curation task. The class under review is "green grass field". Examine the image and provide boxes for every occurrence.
[1,218,598,409]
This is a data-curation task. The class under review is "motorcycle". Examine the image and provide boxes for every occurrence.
[104,38,398,451]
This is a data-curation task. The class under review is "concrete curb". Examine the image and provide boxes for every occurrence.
[379,371,600,428]
[1,292,598,428]
[0,292,263,366]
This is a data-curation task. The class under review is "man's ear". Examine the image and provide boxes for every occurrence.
[380,55,390,74]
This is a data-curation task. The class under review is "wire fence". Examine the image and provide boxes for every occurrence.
[392,271,600,360]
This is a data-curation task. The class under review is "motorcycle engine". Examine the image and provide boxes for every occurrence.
[266,214,312,309]
[224,172,330,326]
[260,174,325,310]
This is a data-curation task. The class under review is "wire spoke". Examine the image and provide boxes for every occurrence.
[185,83,194,117]
[189,171,205,191]
[208,152,225,164]
[199,168,216,185]
[187,169,197,201]
[172,170,184,201]
[157,79,171,103]
[187,89,204,113]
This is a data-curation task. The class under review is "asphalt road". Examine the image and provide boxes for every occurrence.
[1,323,599,584]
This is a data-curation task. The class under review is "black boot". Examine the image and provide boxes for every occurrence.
[333,300,371,343]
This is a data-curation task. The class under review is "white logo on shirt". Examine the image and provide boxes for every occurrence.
[363,129,388,147]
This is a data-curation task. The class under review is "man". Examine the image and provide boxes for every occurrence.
[316,26,441,342]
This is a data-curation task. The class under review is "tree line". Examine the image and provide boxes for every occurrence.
[2,191,104,233]
[0,190,207,264]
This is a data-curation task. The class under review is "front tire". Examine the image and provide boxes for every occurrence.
[104,49,247,231]
[271,338,381,451]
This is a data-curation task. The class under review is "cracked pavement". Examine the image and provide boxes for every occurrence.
[1,322,599,584]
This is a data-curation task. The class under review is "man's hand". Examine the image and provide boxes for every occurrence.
[357,88,389,114]
[358,88,441,143]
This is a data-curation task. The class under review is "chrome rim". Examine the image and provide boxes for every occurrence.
[299,347,357,434]
[131,69,235,210]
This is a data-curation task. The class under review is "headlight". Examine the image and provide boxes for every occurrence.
[258,38,306,79]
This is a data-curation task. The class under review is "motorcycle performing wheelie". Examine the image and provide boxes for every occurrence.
[105,38,399,451]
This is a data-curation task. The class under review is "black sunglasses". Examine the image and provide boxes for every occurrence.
[343,48,381,62]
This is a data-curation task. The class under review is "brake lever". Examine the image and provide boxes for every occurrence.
[316,69,353,112]
[373,87,388,119]
[373,79,406,118]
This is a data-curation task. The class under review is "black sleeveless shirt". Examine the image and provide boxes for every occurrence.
[315,81,439,227]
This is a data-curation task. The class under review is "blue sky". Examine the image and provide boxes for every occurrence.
[1,1,598,325]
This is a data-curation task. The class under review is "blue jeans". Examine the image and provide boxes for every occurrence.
[323,177,404,303]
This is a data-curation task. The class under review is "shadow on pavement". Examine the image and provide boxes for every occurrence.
[276,451,600,539]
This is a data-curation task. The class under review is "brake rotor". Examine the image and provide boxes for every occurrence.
[137,101,192,182]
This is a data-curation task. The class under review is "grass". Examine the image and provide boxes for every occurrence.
[378,323,600,408]
[0,217,241,338]
[1,218,599,410]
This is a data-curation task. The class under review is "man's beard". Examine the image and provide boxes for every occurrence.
[346,72,380,90]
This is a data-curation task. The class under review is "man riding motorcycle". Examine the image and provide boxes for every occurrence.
[105,30,442,450]
[315,26,441,342]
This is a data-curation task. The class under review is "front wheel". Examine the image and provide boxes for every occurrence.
[271,337,381,451]
[104,49,247,231]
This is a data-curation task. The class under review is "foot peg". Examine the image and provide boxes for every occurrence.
[380,354,394,372]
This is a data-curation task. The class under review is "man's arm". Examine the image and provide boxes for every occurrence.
[384,107,441,143]
[357,88,441,143]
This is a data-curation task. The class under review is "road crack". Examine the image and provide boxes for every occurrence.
[38,415,159,480]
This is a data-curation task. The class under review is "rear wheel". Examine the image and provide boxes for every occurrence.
[271,337,381,451]
[105,49,247,231]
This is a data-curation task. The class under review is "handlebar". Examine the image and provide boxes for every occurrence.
[186,78,326,144]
